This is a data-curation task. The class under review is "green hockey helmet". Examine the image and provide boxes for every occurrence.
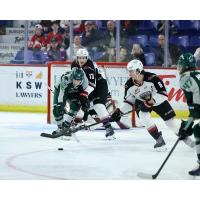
[71,67,84,80]
[177,53,196,74]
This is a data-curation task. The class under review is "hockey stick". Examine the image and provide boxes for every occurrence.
[40,110,132,139]
[137,117,194,180]
[137,137,180,179]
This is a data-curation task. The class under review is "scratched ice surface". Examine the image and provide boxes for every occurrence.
[0,112,199,180]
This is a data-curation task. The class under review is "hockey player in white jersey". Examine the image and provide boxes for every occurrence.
[110,59,195,150]
[177,53,200,176]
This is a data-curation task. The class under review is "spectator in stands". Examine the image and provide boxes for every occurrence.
[60,20,69,32]
[101,20,128,51]
[119,47,129,62]
[130,43,146,65]
[66,35,84,59]
[0,27,5,35]
[74,20,85,34]
[121,20,139,36]
[40,20,52,35]
[155,34,181,67]
[47,38,66,61]
[97,47,115,62]
[194,48,200,67]
[60,20,84,34]
[157,21,178,35]
[59,20,69,49]
[63,31,70,50]
[102,20,116,49]
[46,20,63,51]
[81,20,102,50]
[28,24,46,51]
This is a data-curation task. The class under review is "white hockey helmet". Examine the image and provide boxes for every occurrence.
[76,48,89,59]
[127,59,143,74]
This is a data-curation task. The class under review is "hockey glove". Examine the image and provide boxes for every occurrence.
[189,104,200,119]
[83,111,89,121]
[178,120,194,140]
[139,102,152,112]
[53,103,65,118]
[77,85,84,92]
[110,108,123,122]
[83,109,98,122]
[79,92,90,113]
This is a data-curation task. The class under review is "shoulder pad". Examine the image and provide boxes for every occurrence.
[71,61,80,69]
[143,71,157,81]
[180,73,193,90]
[180,73,190,83]
[125,78,133,88]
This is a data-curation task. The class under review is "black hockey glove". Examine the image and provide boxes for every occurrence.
[79,92,90,113]
[83,111,89,121]
[189,104,200,119]
[139,102,152,112]
[77,85,84,92]
[178,120,194,140]
[110,108,123,122]
[53,103,65,118]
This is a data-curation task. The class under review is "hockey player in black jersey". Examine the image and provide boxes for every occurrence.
[71,48,115,140]
[110,59,195,150]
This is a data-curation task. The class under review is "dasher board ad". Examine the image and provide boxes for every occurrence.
[50,64,194,111]
[0,66,47,106]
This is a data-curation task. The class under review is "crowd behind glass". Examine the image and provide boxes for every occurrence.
[0,20,200,67]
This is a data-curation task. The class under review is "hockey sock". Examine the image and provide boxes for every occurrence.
[138,111,161,140]
[147,125,161,140]
[103,118,112,128]
[165,118,181,135]
[194,124,200,161]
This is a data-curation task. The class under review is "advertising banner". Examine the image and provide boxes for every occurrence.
[50,64,191,111]
[0,66,47,106]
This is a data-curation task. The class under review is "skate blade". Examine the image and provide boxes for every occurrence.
[154,146,167,152]
[183,139,196,148]
[106,135,116,140]
[59,136,71,141]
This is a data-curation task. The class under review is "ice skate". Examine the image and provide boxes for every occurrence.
[154,135,167,152]
[52,127,62,135]
[52,124,72,140]
[183,136,195,148]
[188,164,200,176]
[105,125,116,140]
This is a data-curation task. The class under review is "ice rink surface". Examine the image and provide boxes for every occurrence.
[0,112,199,180]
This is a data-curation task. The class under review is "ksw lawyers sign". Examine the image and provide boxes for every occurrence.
[0,66,47,106]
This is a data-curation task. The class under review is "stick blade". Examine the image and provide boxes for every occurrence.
[40,132,57,138]
[137,172,154,179]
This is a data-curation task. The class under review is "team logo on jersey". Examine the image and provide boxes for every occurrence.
[135,88,140,94]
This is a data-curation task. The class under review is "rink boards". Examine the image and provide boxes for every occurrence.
[0,63,197,122]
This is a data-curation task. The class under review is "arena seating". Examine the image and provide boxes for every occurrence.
[0,20,200,65]
[144,52,155,66]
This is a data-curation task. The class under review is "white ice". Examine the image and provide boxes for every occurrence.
[0,112,199,180]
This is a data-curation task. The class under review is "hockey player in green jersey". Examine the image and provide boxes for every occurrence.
[177,53,200,176]
[52,67,90,137]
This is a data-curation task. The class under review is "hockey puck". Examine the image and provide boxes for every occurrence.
[58,148,64,151]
